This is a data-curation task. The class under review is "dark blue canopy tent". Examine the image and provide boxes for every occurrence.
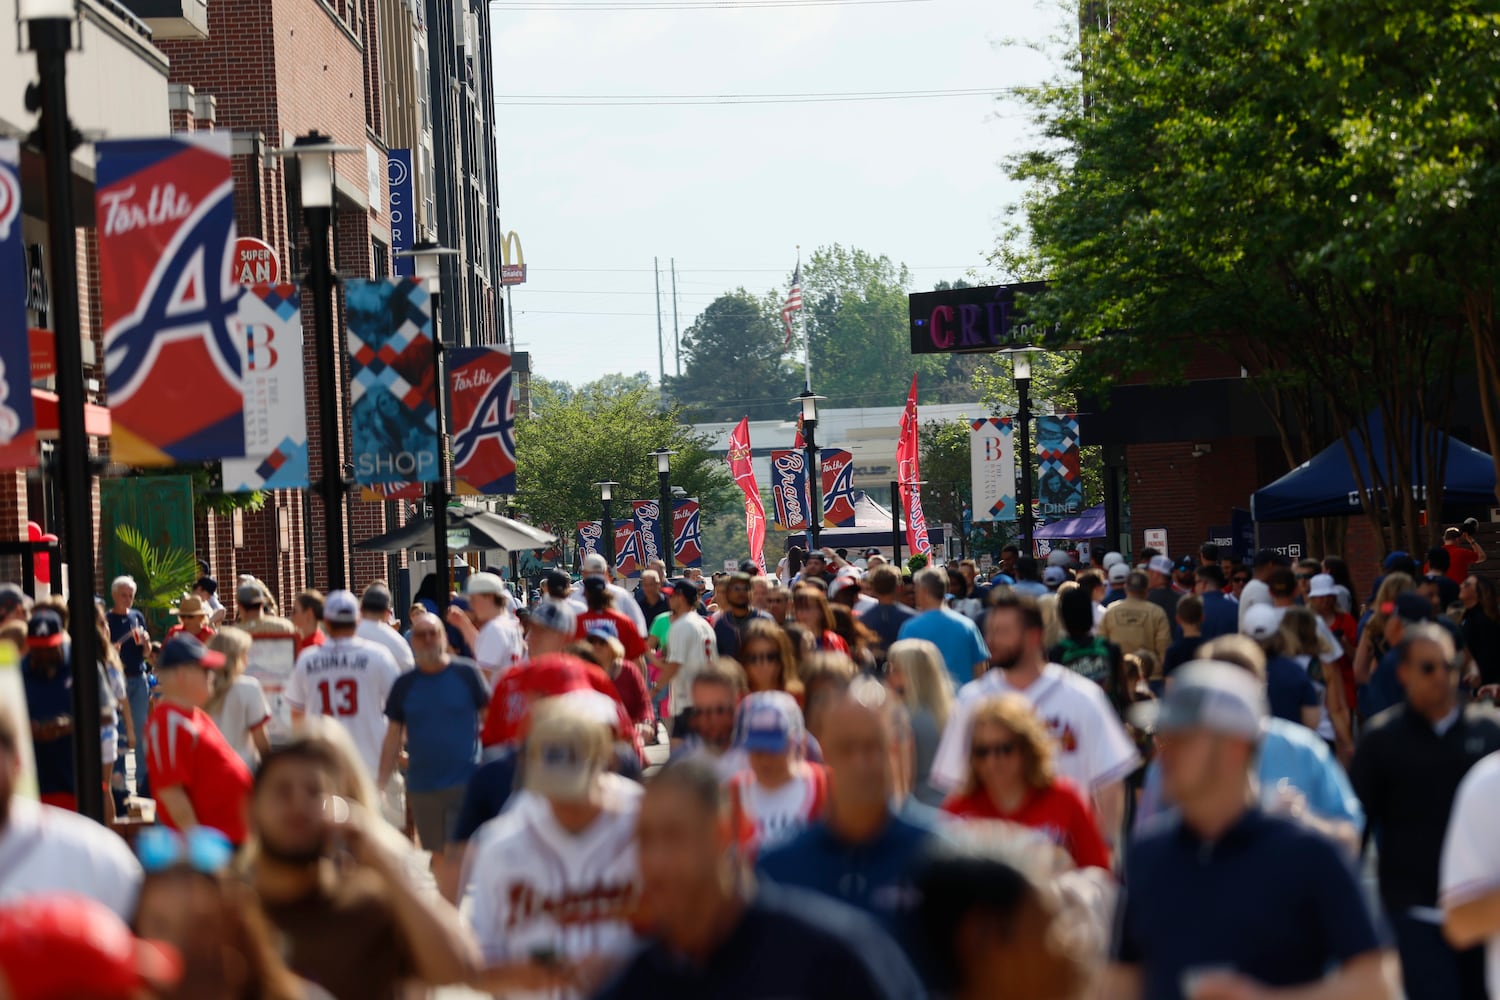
[1251,416,1497,522]
[1034,503,1106,540]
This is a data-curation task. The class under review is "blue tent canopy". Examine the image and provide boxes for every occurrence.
[1251,416,1497,522]
[1034,503,1106,540]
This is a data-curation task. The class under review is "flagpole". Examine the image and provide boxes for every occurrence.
[799,247,811,390]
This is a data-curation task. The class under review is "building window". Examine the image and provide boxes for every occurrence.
[372,240,390,278]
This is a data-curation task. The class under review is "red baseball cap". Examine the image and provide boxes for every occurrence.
[0,894,182,1000]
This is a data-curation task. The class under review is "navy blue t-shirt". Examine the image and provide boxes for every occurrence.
[1198,591,1240,641]
[22,651,74,796]
[107,609,148,677]
[859,603,917,655]
[1265,654,1319,724]
[1114,809,1383,999]
[596,884,927,1000]
[384,658,489,792]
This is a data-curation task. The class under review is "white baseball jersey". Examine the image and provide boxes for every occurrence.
[1443,751,1500,999]
[356,618,416,672]
[285,635,401,779]
[474,615,525,689]
[665,612,717,712]
[464,774,642,999]
[930,663,1141,794]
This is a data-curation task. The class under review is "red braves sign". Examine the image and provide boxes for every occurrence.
[449,345,516,495]
[614,520,643,578]
[672,498,702,569]
[234,237,280,286]
[820,449,856,528]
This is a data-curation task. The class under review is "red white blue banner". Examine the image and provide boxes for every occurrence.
[632,501,665,566]
[770,449,810,531]
[346,278,439,485]
[1037,413,1083,522]
[449,345,516,495]
[673,498,702,569]
[897,375,932,555]
[615,520,643,578]
[220,285,307,491]
[97,135,245,465]
[0,140,36,471]
[820,448,856,528]
[970,417,1015,522]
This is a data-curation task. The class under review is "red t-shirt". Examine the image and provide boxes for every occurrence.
[941,777,1111,871]
[1445,543,1481,585]
[145,702,252,844]
[297,629,327,656]
[611,661,654,726]
[818,631,850,656]
[575,610,648,661]
[164,624,215,644]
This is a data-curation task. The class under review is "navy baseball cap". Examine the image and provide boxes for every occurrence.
[670,578,699,602]
[1387,592,1434,625]
[530,600,577,636]
[733,691,804,754]
[26,610,64,649]
[158,634,226,671]
[582,575,608,595]
[1385,551,1412,571]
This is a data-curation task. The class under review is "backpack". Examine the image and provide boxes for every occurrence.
[1054,636,1114,688]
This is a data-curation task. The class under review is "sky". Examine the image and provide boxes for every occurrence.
[490,0,1073,387]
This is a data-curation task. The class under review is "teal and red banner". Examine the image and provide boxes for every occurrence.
[770,449,810,530]
[98,135,245,465]
[0,140,36,470]
[449,345,515,495]
[1036,413,1083,522]
[346,278,439,486]
[820,448,856,528]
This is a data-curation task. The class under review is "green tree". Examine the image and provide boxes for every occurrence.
[514,381,736,549]
[664,290,801,422]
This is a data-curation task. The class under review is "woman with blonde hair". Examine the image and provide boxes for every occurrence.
[205,627,272,769]
[886,638,954,804]
[941,694,1111,871]
[735,619,806,703]
[1281,606,1353,759]
[1353,571,1414,688]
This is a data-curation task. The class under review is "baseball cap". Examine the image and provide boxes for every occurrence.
[545,569,572,596]
[524,693,614,801]
[1135,660,1267,742]
[1307,573,1339,599]
[466,572,507,598]
[1388,591,1434,625]
[1254,548,1291,569]
[26,610,64,649]
[157,634,226,671]
[582,575,608,596]
[828,575,860,599]
[1042,566,1068,589]
[1148,555,1174,576]
[360,585,393,614]
[1046,549,1071,568]
[863,547,882,558]
[323,589,359,625]
[0,894,183,1000]
[738,559,761,575]
[581,553,609,575]
[1108,563,1130,585]
[169,595,207,618]
[1102,552,1125,570]
[670,577,699,603]
[235,580,265,606]
[1239,603,1282,643]
[0,583,30,616]
[733,691,805,754]
[1384,551,1411,571]
[1174,555,1198,573]
[529,600,577,636]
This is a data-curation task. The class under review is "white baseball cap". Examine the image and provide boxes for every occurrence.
[1046,550,1071,568]
[581,553,609,575]
[1102,552,1125,570]
[1240,603,1283,643]
[1307,573,1339,599]
[323,590,359,625]
[1132,661,1267,743]
[1148,555,1175,576]
[1108,563,1130,584]
[466,572,507,597]
[1043,566,1068,589]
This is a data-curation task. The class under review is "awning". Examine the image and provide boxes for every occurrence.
[1034,503,1106,540]
[32,389,112,439]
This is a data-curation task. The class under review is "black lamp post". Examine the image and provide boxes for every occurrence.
[24,0,103,822]
[793,386,826,552]
[395,241,459,613]
[276,133,356,590]
[1013,350,1034,555]
[649,450,675,570]
[597,481,619,568]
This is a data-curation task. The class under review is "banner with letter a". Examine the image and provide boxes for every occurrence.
[632,501,664,567]
[0,141,35,470]
[449,345,516,495]
[1036,413,1083,522]
[346,277,438,486]
[770,449,810,531]
[97,135,245,465]
[970,417,1015,522]
[673,498,703,569]
[221,285,307,491]
[615,520,643,579]
[820,448,856,528]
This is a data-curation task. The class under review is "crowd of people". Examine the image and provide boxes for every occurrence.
[3,524,1500,998]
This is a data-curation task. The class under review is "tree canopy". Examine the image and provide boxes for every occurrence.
[663,290,801,422]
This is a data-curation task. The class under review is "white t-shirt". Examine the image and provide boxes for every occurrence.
[665,612,718,712]
[211,675,273,768]
[285,635,401,779]
[357,619,415,672]
[464,775,641,1000]
[740,770,818,851]
[1238,579,1272,627]
[1442,751,1500,998]
[474,615,524,688]
[930,663,1141,794]
[0,798,143,918]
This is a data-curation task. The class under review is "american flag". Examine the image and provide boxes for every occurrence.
[782,262,803,347]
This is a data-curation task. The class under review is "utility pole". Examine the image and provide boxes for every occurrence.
[671,257,681,377]
[654,256,665,393]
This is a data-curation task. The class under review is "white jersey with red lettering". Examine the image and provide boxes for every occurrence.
[284,635,401,780]
[463,774,641,998]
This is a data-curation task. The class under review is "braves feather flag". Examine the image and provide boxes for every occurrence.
[897,375,932,555]
[770,449,810,531]
[673,498,703,569]
[820,448,856,528]
[727,418,766,572]
[449,345,516,495]
[98,135,246,464]
[0,140,36,470]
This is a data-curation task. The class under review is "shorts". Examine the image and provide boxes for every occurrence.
[409,785,466,851]
[100,726,118,767]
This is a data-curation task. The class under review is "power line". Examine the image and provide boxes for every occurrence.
[496,87,1008,106]
[492,0,924,8]
[527,264,978,273]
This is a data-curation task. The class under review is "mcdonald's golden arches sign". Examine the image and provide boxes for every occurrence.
[500,231,526,286]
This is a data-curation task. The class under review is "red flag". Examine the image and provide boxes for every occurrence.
[897,375,932,555]
[727,417,767,572]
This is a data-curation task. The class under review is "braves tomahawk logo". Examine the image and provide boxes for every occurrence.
[452,368,516,470]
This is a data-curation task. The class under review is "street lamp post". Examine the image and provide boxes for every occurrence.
[597,481,619,569]
[649,450,675,570]
[793,386,826,552]
[396,242,459,614]
[1013,351,1035,555]
[23,0,103,822]
[276,133,357,590]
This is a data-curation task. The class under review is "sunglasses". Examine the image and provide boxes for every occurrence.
[971,741,1017,760]
[136,826,234,875]
[744,652,780,664]
[1414,659,1455,676]
[1233,577,1250,585]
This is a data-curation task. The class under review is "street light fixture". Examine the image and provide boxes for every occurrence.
[648,449,675,570]
[274,132,358,590]
[792,385,827,551]
[597,481,619,569]
[22,0,104,823]
[1011,350,1035,553]
[395,241,460,613]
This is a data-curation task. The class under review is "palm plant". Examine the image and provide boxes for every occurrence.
[113,525,199,629]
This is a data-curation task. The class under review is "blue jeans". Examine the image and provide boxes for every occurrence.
[1390,911,1487,1000]
[125,674,150,797]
